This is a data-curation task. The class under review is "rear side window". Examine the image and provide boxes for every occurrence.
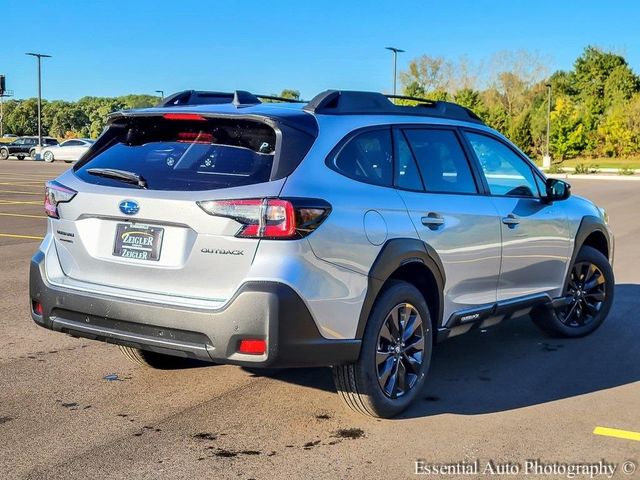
[404,129,477,194]
[331,129,393,187]
[74,116,278,191]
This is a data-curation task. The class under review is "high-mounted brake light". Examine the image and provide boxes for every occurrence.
[177,132,214,144]
[44,181,77,219]
[163,113,206,121]
[197,198,331,240]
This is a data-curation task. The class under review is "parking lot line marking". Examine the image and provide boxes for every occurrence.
[0,174,52,179]
[593,426,640,442]
[0,233,44,240]
[0,212,46,219]
[0,200,41,205]
[0,190,41,195]
[0,182,44,186]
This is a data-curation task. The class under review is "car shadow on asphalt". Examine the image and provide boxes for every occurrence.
[261,283,640,420]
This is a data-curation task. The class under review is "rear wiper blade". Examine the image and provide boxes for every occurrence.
[87,168,148,189]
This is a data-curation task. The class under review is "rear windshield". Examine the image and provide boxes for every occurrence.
[74,116,278,191]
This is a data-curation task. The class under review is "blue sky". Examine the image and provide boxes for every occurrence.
[3,0,639,101]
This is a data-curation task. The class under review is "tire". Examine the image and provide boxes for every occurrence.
[29,149,36,159]
[332,280,433,418]
[118,345,209,370]
[64,160,73,164]
[16,155,25,160]
[43,151,55,163]
[532,246,614,337]
[0,148,8,160]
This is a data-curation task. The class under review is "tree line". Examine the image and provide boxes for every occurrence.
[1,95,160,139]
[399,46,640,164]
[2,46,638,165]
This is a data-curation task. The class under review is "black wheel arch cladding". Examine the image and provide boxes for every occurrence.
[356,238,446,338]
[566,215,611,289]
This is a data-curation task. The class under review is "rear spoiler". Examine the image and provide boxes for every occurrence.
[159,90,305,108]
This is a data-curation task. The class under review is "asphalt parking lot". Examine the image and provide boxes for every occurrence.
[0,160,638,479]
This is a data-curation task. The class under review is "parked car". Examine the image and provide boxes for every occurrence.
[0,136,58,160]
[29,90,614,418]
[38,138,95,163]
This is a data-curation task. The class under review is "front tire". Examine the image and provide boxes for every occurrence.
[43,151,55,163]
[532,246,614,337]
[333,280,432,418]
[118,345,208,370]
[29,148,36,159]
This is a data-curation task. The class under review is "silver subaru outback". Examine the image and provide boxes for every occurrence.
[30,90,614,418]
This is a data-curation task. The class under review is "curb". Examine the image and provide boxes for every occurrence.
[547,173,640,181]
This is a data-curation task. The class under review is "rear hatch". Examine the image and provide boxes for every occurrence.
[49,111,315,303]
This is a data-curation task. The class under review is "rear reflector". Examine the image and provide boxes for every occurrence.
[32,301,43,315]
[238,339,267,355]
[163,113,206,121]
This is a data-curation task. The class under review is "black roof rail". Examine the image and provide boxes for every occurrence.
[303,90,484,124]
[159,90,305,108]
[255,94,305,103]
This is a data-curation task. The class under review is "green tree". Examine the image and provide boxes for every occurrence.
[597,94,640,157]
[573,46,629,114]
[279,89,300,100]
[453,88,485,117]
[5,99,41,136]
[603,65,640,107]
[549,95,587,161]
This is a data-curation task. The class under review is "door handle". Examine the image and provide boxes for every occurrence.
[502,213,520,228]
[421,212,445,230]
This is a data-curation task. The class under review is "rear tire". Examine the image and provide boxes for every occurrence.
[118,345,209,370]
[29,148,36,159]
[17,155,25,160]
[0,148,7,160]
[532,246,614,337]
[332,280,433,418]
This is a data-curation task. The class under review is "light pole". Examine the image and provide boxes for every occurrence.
[543,83,552,169]
[155,90,164,101]
[385,47,405,96]
[26,52,51,146]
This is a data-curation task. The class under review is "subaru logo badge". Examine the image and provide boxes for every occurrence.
[119,200,139,216]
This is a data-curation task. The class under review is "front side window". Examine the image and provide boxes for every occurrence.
[465,132,538,198]
[332,129,393,187]
[404,129,477,194]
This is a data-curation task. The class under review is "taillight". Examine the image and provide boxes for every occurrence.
[44,181,77,219]
[197,198,331,240]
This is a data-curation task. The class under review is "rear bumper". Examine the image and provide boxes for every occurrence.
[29,250,360,368]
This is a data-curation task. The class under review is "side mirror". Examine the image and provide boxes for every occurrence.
[545,178,571,202]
